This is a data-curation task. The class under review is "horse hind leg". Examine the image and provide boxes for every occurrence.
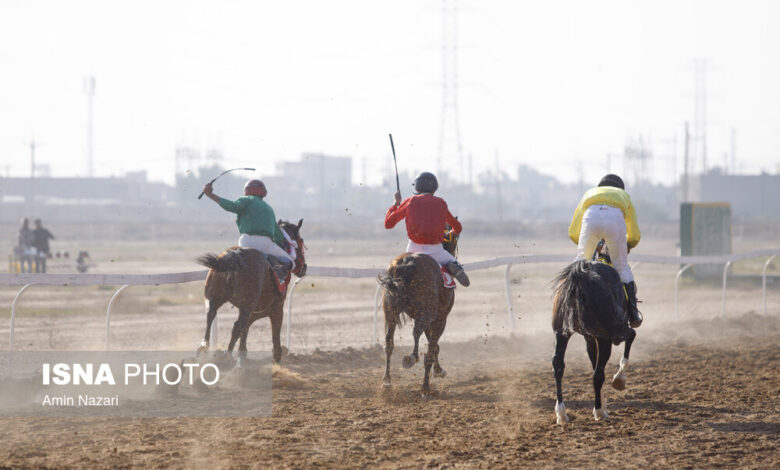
[425,319,448,378]
[403,310,433,369]
[593,338,612,420]
[612,328,636,391]
[421,342,438,397]
[228,309,251,362]
[383,319,396,387]
[552,333,571,425]
[270,303,284,364]
[198,298,223,354]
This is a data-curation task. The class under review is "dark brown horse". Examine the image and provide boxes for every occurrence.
[551,256,636,424]
[195,219,306,365]
[378,230,458,396]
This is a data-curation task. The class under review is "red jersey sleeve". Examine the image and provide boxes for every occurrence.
[384,198,410,229]
[445,206,462,234]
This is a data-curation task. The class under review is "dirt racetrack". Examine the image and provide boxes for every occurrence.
[1,312,778,469]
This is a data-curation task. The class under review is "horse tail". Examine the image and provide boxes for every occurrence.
[552,259,624,338]
[197,249,243,273]
[377,256,418,325]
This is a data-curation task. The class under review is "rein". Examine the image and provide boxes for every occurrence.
[292,235,307,277]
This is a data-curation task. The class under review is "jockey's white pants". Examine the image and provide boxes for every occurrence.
[238,234,295,264]
[406,240,457,266]
[575,205,634,283]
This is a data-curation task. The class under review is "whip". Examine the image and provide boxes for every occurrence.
[198,167,256,199]
[389,134,400,195]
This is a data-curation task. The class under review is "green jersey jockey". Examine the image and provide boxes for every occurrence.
[203,179,296,277]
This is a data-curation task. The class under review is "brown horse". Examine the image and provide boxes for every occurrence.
[377,231,458,396]
[195,219,306,365]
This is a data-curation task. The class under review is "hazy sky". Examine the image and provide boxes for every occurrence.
[1,0,779,187]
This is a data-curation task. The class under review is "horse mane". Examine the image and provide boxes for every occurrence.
[552,259,627,339]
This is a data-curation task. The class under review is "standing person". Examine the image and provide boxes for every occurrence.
[17,218,34,273]
[568,174,642,327]
[202,179,296,279]
[32,219,55,273]
[384,171,470,286]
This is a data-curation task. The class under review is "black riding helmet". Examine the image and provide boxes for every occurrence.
[598,174,625,190]
[413,172,438,194]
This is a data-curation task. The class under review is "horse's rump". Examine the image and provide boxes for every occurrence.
[378,253,442,324]
[552,259,630,341]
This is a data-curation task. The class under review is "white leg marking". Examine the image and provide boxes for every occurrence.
[593,407,609,421]
[555,401,569,425]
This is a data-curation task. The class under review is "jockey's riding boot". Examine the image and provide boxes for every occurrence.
[446,261,470,287]
[625,281,643,328]
[268,256,292,280]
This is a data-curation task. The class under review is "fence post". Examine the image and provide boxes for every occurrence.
[105,284,131,350]
[763,255,777,315]
[286,278,303,350]
[9,283,34,352]
[504,264,516,334]
[674,264,693,321]
[372,285,383,346]
[721,261,731,316]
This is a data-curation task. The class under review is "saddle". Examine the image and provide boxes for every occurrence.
[592,239,627,302]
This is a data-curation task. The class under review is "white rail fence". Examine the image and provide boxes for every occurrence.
[2,249,778,352]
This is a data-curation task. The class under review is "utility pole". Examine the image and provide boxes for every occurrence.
[437,0,465,182]
[693,59,709,174]
[730,128,736,175]
[682,122,690,202]
[28,138,37,214]
[84,75,96,177]
[494,150,503,221]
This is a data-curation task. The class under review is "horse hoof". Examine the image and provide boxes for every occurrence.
[402,355,418,369]
[433,367,447,378]
[196,341,209,355]
[593,408,608,421]
[382,381,392,389]
[555,402,569,425]
[611,373,626,391]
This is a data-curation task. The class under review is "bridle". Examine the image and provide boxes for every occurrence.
[291,233,307,277]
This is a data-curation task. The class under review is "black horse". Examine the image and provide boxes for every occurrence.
[551,249,637,424]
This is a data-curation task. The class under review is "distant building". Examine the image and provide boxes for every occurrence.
[277,153,352,193]
[0,173,176,222]
[689,171,780,219]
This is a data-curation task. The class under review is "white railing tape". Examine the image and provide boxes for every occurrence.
[2,249,779,285]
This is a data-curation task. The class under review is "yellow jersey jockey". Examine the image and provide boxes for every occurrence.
[568,174,642,327]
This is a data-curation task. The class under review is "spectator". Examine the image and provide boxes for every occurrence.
[32,219,55,273]
[17,218,34,273]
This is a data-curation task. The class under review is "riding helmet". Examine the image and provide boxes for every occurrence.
[597,174,625,190]
[244,179,267,197]
[413,172,438,194]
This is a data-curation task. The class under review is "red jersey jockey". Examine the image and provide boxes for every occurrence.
[385,171,470,286]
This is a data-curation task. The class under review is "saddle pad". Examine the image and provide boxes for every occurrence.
[441,266,456,289]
